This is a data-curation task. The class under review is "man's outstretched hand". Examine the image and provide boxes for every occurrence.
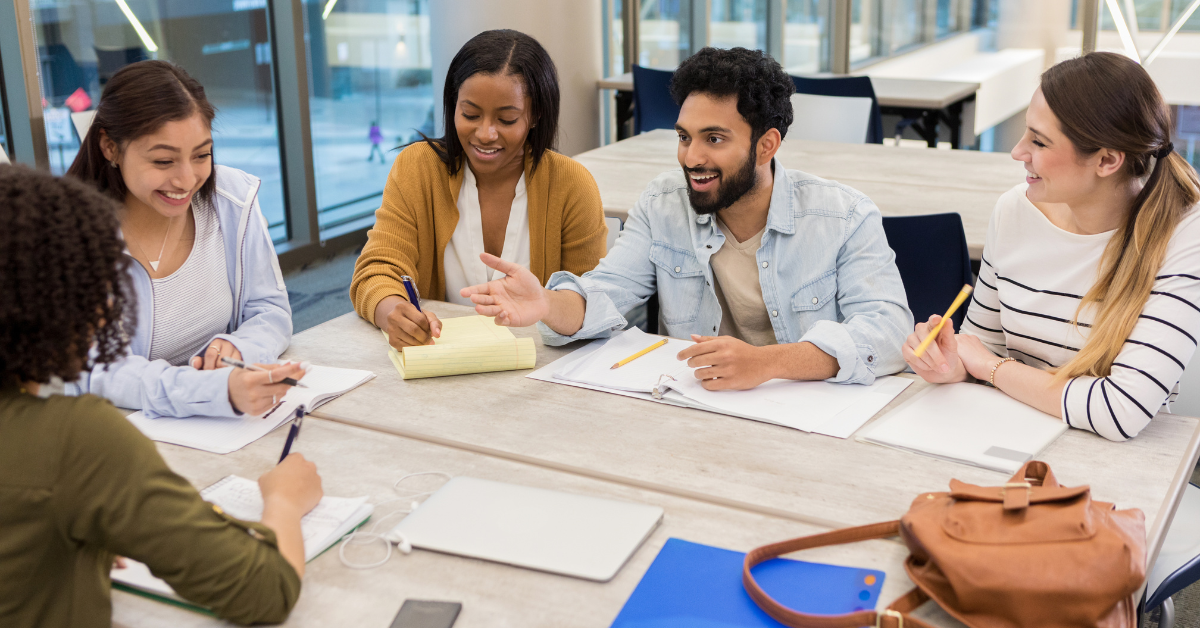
[460,253,551,327]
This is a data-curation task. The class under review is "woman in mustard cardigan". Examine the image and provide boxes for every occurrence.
[351,29,607,348]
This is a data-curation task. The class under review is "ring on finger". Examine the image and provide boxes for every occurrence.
[268,370,274,384]
[273,394,278,404]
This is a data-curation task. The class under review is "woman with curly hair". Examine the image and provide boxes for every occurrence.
[66,60,298,417]
[0,166,323,627]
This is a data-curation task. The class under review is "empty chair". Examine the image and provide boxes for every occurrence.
[787,93,873,144]
[94,45,149,86]
[70,110,97,143]
[790,75,884,144]
[631,65,680,135]
[881,213,974,330]
[1143,483,1200,628]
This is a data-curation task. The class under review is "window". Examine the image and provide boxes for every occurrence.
[27,0,289,241]
[1074,0,1200,31]
[302,0,433,232]
[784,0,830,73]
[710,0,766,51]
[640,0,691,69]
[1172,0,1200,31]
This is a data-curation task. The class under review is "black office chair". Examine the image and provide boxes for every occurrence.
[94,45,149,86]
[790,75,884,144]
[631,65,680,135]
[881,213,974,330]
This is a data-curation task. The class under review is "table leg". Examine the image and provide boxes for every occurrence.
[920,109,940,148]
[615,90,634,141]
[943,100,964,150]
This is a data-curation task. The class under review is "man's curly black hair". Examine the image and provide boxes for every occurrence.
[0,166,134,384]
[669,47,795,143]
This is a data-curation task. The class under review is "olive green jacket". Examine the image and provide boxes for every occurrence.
[0,381,301,627]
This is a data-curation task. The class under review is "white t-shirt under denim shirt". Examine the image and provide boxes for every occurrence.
[961,183,1200,441]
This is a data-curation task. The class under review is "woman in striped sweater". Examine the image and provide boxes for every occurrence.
[904,52,1200,441]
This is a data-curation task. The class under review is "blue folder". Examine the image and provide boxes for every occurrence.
[610,538,885,628]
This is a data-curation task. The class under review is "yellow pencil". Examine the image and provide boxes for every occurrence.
[913,284,974,358]
[611,338,669,369]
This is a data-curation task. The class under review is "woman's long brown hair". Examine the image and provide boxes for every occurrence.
[1042,52,1200,380]
[66,60,217,203]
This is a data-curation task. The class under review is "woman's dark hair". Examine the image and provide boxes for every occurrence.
[67,60,217,203]
[424,29,560,175]
[1042,52,1200,381]
[0,166,134,384]
[669,47,795,144]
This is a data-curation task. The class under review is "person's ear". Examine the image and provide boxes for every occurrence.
[99,130,119,165]
[756,128,782,165]
[1094,147,1126,179]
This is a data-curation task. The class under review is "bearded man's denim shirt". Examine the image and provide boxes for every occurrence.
[540,158,914,385]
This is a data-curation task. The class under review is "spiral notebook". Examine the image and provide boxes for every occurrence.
[125,364,375,454]
[111,475,373,611]
[385,315,536,379]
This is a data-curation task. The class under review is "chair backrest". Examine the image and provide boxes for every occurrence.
[790,75,884,144]
[881,213,974,330]
[71,110,97,143]
[787,93,873,144]
[0,144,9,165]
[631,65,680,135]
[94,46,149,85]
[604,216,623,253]
[1145,483,1200,610]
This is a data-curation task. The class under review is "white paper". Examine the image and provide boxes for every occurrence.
[858,383,1069,473]
[531,332,912,438]
[553,327,693,393]
[125,364,375,454]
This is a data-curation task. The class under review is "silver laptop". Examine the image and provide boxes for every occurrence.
[391,476,663,582]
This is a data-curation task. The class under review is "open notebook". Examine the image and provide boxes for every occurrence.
[112,475,373,611]
[125,364,375,454]
[857,383,1069,473]
[530,327,911,438]
[385,315,535,379]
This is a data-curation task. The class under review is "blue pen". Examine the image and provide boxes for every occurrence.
[400,275,422,312]
[278,407,303,463]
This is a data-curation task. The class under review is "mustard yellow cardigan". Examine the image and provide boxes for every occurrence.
[351,141,607,325]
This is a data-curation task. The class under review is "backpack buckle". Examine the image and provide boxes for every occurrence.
[1001,482,1033,510]
[876,609,903,628]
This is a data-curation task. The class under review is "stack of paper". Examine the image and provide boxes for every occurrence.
[112,475,373,607]
[125,364,375,454]
[386,315,536,379]
[530,328,911,438]
[857,383,1069,473]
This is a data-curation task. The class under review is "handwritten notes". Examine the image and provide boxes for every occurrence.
[386,315,536,379]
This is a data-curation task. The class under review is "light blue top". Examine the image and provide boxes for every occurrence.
[67,165,292,418]
[540,159,913,385]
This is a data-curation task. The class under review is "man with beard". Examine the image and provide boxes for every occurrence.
[459,47,912,391]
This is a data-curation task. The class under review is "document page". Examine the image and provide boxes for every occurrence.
[553,327,694,393]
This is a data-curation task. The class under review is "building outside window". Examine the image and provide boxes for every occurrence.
[710,0,766,51]
[639,0,691,69]
[26,0,290,240]
[784,0,829,73]
[302,0,432,233]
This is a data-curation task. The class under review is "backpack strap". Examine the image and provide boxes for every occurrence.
[742,520,934,628]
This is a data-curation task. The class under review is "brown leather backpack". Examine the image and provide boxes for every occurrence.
[743,461,1146,628]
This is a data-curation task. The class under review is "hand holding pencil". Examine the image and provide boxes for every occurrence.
[903,284,974,384]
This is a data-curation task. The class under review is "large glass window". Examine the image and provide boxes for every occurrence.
[850,0,880,63]
[710,0,767,51]
[28,0,289,241]
[1075,0,1200,31]
[639,0,690,69]
[302,0,432,232]
[1172,0,1200,31]
[784,0,829,73]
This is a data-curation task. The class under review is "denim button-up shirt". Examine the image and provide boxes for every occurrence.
[540,158,913,385]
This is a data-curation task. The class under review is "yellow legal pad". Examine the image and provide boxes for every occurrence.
[384,315,536,379]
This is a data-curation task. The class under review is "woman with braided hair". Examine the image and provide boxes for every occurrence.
[905,52,1200,441]
[0,166,323,627]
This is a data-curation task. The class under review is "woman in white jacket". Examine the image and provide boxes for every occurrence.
[66,60,301,417]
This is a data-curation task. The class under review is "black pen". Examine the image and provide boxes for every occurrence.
[279,407,304,463]
[220,356,308,388]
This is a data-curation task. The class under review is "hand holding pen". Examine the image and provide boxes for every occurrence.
[377,275,442,349]
[223,360,308,416]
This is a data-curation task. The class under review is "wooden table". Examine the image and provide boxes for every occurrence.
[599,73,981,147]
[294,303,1200,569]
[575,129,1026,260]
[114,417,933,627]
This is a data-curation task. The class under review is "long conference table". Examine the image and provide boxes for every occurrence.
[114,300,1200,628]
[574,129,1028,260]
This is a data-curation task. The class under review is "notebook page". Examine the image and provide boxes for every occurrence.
[285,364,376,409]
[384,315,537,379]
[201,476,370,561]
[125,400,299,455]
[554,328,694,393]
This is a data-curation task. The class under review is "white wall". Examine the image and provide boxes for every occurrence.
[429,0,602,158]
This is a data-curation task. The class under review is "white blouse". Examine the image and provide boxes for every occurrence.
[963,183,1200,442]
[443,165,530,305]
